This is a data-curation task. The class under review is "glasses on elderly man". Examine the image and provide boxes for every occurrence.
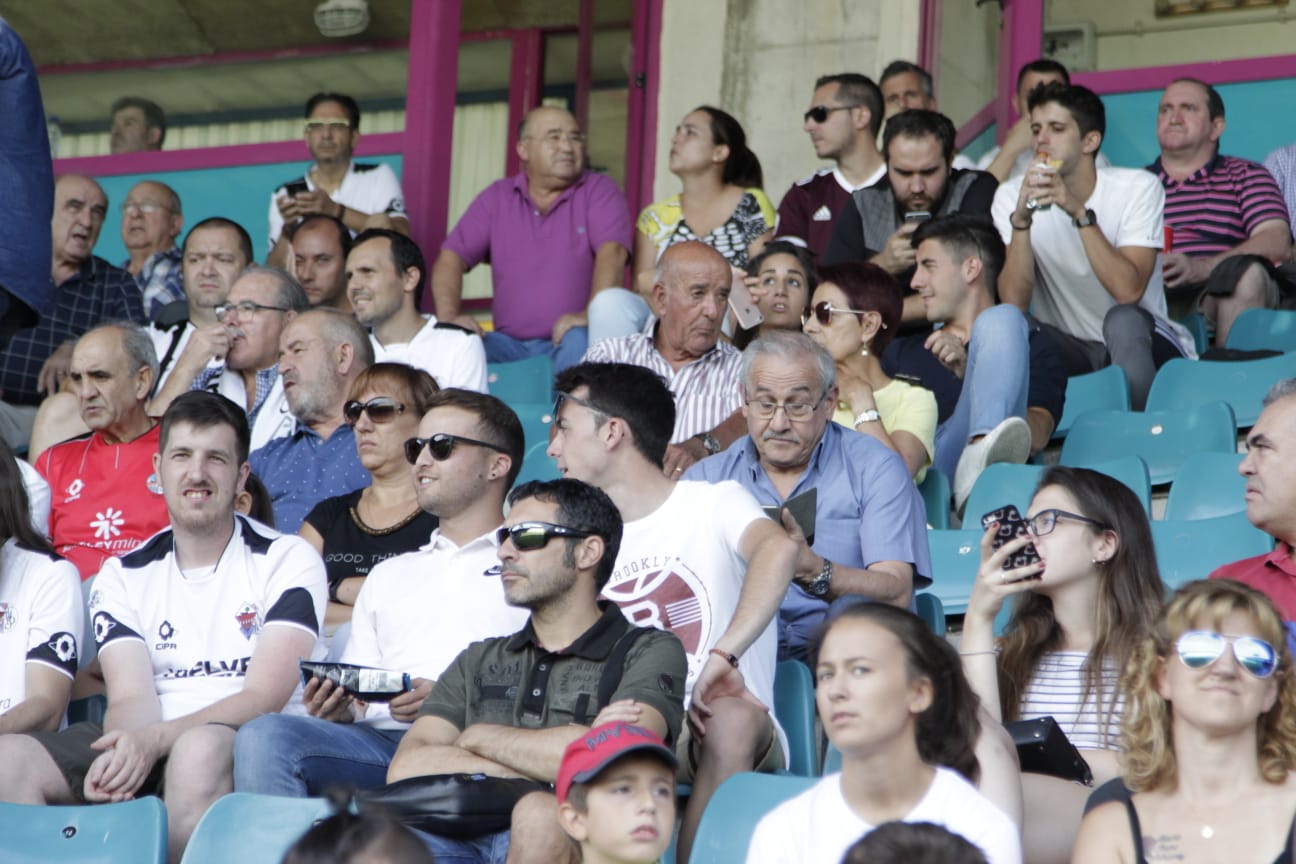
[305,119,353,133]
[214,300,290,322]
[121,200,172,215]
[745,394,827,421]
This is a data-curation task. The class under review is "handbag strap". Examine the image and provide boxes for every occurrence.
[585,623,654,721]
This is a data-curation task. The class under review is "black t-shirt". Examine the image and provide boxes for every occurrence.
[303,488,439,590]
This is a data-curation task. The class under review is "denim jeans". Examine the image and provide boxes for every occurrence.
[232,713,406,796]
[413,827,511,863]
[933,304,1031,480]
[483,329,588,373]
[587,287,651,344]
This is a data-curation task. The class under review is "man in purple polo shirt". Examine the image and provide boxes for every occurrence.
[430,106,632,372]
[1148,78,1292,346]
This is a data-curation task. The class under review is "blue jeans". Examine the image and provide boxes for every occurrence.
[483,329,588,373]
[232,713,406,796]
[587,288,650,344]
[933,305,1031,481]
[413,828,511,863]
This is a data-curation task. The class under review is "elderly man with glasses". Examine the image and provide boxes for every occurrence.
[119,180,185,321]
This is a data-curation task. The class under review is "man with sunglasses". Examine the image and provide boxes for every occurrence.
[774,73,887,258]
[234,387,530,802]
[249,308,374,533]
[267,92,409,268]
[387,477,686,864]
[548,361,797,864]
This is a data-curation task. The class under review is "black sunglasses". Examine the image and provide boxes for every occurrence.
[803,104,858,124]
[404,433,508,465]
[812,300,874,326]
[496,521,595,551]
[344,397,406,426]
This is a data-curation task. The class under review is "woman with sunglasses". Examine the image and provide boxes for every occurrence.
[746,603,1021,864]
[803,260,936,480]
[1073,579,1296,864]
[299,363,440,634]
[961,466,1164,864]
[732,240,817,351]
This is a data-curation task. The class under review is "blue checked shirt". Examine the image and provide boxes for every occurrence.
[125,247,185,321]
[192,364,280,428]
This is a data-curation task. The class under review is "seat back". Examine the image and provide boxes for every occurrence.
[922,528,984,616]
[180,793,331,864]
[1145,354,1296,428]
[773,660,818,777]
[1151,511,1275,591]
[486,355,555,404]
[0,796,167,863]
[689,772,819,863]
[508,401,556,452]
[1059,403,1237,485]
[514,439,561,486]
[962,463,1046,529]
[917,467,951,530]
[1164,451,1248,521]
[1225,308,1296,353]
[914,592,946,637]
[1051,365,1130,441]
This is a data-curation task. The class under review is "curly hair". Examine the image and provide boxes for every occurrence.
[1121,578,1296,792]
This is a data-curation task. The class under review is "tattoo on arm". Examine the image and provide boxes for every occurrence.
[1144,834,1185,862]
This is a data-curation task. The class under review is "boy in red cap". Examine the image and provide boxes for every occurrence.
[556,721,679,864]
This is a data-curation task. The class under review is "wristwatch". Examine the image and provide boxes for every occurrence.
[693,432,721,455]
[853,409,881,426]
[1073,208,1097,228]
[805,558,833,597]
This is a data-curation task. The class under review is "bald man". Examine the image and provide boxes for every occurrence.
[120,180,185,321]
[431,105,631,372]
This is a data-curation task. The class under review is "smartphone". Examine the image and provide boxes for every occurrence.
[729,270,764,330]
[904,211,932,223]
[980,505,1041,574]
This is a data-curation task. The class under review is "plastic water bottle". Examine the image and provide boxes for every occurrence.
[46,115,61,159]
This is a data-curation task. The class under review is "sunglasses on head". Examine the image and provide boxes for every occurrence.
[496,521,595,550]
[803,104,858,124]
[1175,630,1278,679]
[812,300,878,327]
[404,433,508,465]
[343,397,406,426]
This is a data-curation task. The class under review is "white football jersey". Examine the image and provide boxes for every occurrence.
[0,538,82,718]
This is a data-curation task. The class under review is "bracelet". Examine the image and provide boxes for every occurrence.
[1009,215,1033,231]
[959,649,998,657]
[709,648,739,669]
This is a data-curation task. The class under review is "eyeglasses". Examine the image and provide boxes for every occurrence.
[214,300,290,322]
[495,521,595,551]
[404,433,509,465]
[1023,508,1107,537]
[812,301,876,326]
[803,104,859,124]
[529,131,587,146]
[553,391,609,421]
[746,393,827,421]
[121,200,172,215]
[343,397,406,426]
[1175,630,1277,679]
[305,119,353,133]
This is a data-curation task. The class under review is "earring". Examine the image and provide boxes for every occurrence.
[859,346,869,357]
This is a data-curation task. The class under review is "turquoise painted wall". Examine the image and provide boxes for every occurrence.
[92,154,404,265]
[960,123,998,163]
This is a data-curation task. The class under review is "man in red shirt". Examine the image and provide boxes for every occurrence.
[35,323,169,579]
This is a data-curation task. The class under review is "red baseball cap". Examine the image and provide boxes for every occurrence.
[556,721,678,804]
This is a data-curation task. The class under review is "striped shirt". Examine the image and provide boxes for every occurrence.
[1148,153,1290,257]
[1263,142,1296,236]
[582,320,743,444]
[1017,651,1123,750]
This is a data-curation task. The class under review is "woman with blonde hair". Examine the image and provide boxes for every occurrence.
[1073,579,1296,863]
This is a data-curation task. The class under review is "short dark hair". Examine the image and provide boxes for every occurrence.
[694,105,762,188]
[813,73,884,138]
[507,478,623,590]
[911,214,1006,295]
[1016,58,1071,92]
[1170,76,1226,121]
[240,473,275,527]
[291,214,353,260]
[882,109,956,166]
[1028,82,1106,147]
[183,217,254,267]
[814,261,903,355]
[111,96,167,147]
[880,60,933,96]
[0,438,53,555]
[161,391,251,465]
[843,821,990,864]
[425,389,526,488]
[305,92,360,129]
[555,363,676,470]
[283,790,432,864]
[352,228,426,307]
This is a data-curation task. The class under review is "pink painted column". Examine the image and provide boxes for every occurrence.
[506,30,544,177]
[404,0,460,310]
[998,0,1043,141]
[624,0,663,219]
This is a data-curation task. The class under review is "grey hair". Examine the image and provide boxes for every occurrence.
[741,330,836,395]
[1264,378,1296,407]
[241,264,309,313]
[78,321,160,382]
[297,307,375,370]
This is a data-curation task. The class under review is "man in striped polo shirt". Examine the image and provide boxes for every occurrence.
[1149,78,1292,346]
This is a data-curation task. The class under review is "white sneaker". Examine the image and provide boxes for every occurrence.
[953,416,1032,512]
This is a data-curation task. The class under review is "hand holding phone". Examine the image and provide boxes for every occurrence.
[729,268,765,330]
[981,505,1041,575]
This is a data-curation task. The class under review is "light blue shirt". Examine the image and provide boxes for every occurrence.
[250,422,370,534]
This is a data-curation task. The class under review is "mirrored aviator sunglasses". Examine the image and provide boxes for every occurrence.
[343,398,405,426]
[1175,630,1277,679]
[495,522,595,550]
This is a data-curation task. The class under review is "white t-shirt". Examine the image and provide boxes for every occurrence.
[746,767,1022,864]
[90,516,327,721]
[369,315,489,393]
[342,528,529,729]
[268,161,407,248]
[991,165,1194,355]
[601,480,783,747]
[0,539,82,719]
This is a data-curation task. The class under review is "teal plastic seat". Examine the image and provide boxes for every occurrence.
[1152,511,1274,591]
[180,793,330,864]
[1164,451,1247,521]
[1225,308,1296,353]
[1059,402,1237,486]
[917,467,951,529]
[508,401,555,452]
[513,439,561,486]
[689,772,819,863]
[964,457,1151,525]
[1145,354,1296,428]
[922,528,983,616]
[0,796,167,863]
[1051,365,1131,442]
[914,592,946,637]
[486,355,554,404]
[67,694,107,726]
[1179,312,1211,356]
[773,660,818,777]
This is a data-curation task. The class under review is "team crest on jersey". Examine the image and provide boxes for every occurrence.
[64,478,84,503]
[603,556,711,684]
[146,472,164,495]
[235,603,261,640]
[48,632,77,664]
[0,603,14,633]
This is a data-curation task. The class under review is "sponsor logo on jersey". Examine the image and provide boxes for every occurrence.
[161,656,252,679]
[64,478,84,503]
[48,632,77,664]
[90,507,125,540]
[812,205,833,221]
[156,620,178,651]
[92,611,118,643]
[0,603,13,633]
[235,603,261,640]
